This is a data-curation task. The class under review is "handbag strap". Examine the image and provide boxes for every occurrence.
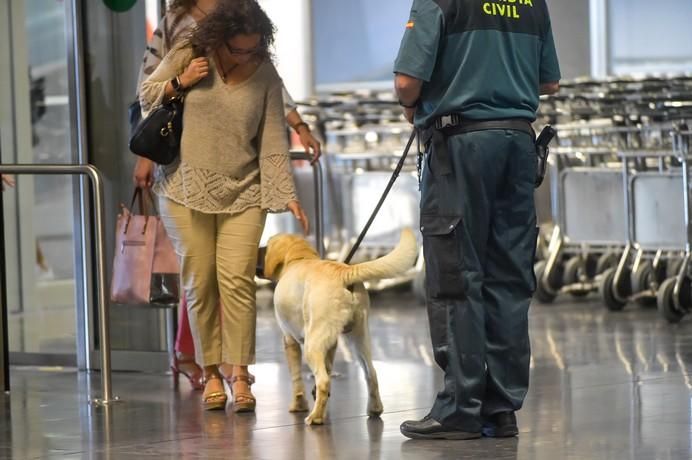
[124,188,160,235]
[129,188,147,217]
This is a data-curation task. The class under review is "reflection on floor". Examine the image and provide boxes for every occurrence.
[3,291,692,459]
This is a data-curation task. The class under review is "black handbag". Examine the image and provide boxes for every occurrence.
[129,95,185,165]
[128,98,143,138]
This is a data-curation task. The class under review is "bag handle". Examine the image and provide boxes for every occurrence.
[129,187,147,217]
[124,187,160,234]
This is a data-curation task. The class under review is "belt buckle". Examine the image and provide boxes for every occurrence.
[439,115,453,129]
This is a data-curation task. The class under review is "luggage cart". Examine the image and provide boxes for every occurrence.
[654,128,692,322]
[327,144,422,295]
[534,124,628,304]
[599,144,684,311]
[533,74,692,305]
[295,94,425,295]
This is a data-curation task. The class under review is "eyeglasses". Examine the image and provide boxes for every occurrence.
[225,44,262,56]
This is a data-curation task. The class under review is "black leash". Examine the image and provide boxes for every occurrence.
[344,129,418,264]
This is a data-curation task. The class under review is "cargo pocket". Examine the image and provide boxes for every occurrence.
[421,214,465,299]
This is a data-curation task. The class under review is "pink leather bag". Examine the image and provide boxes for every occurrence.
[110,189,180,307]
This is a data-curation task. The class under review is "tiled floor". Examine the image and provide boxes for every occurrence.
[2,291,692,459]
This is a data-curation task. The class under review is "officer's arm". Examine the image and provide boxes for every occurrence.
[540,82,560,95]
[394,73,423,107]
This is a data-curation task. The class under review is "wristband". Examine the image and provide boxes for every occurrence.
[292,122,310,133]
[171,76,183,93]
[399,98,419,109]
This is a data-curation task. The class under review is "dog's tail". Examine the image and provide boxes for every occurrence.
[341,228,418,285]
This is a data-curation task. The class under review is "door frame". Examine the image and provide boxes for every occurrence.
[0,0,93,369]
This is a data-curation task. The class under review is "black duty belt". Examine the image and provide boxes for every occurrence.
[419,116,534,176]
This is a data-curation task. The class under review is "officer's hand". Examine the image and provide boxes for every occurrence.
[404,107,415,124]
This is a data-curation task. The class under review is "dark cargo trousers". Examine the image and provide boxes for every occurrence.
[420,129,537,432]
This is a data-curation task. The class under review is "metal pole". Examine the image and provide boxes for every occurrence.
[674,132,691,313]
[0,170,8,392]
[313,161,325,258]
[0,164,118,405]
[290,152,325,258]
[66,0,94,372]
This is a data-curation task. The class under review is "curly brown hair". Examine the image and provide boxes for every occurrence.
[189,0,275,60]
[167,0,196,15]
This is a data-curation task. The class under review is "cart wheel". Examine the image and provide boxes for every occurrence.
[654,260,668,284]
[599,268,627,311]
[412,268,426,305]
[631,261,656,307]
[666,259,684,279]
[562,257,590,298]
[596,252,619,275]
[657,278,684,324]
[534,261,557,304]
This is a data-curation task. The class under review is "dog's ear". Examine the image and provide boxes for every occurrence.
[263,237,286,280]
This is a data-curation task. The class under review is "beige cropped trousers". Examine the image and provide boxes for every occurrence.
[159,197,266,367]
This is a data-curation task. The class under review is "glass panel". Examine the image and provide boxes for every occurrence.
[609,0,692,75]
[3,0,78,357]
[312,0,410,88]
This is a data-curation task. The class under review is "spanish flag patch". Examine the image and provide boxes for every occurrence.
[406,21,415,29]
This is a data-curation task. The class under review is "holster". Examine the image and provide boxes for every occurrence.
[534,125,557,188]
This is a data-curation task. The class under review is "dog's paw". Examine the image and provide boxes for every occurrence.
[304,412,325,426]
[289,393,309,413]
[367,400,384,417]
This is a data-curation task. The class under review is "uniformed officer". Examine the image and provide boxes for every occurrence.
[393,0,561,440]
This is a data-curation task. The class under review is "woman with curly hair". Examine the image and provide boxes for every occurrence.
[134,0,320,396]
[140,0,309,412]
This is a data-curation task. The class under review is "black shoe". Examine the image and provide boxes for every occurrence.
[400,416,481,440]
[482,411,518,438]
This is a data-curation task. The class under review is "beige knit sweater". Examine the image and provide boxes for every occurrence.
[139,44,297,214]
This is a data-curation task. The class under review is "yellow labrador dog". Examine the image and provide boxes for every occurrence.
[264,229,418,425]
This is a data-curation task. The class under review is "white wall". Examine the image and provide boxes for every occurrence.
[548,0,592,79]
[309,0,592,87]
[609,0,692,75]
[259,0,313,100]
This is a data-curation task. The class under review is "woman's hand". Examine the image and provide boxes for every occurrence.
[133,157,155,189]
[287,200,309,235]
[1,174,15,191]
[180,57,210,88]
[296,125,322,164]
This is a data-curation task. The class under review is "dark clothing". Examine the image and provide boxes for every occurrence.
[394,0,560,432]
[394,0,561,127]
[421,130,537,430]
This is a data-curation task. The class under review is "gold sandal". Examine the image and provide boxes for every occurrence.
[230,375,256,413]
[203,375,228,411]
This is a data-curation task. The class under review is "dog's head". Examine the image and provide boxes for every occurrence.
[263,234,320,280]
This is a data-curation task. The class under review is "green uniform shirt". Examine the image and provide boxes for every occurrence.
[394,0,561,127]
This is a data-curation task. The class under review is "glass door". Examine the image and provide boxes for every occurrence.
[0,0,82,366]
